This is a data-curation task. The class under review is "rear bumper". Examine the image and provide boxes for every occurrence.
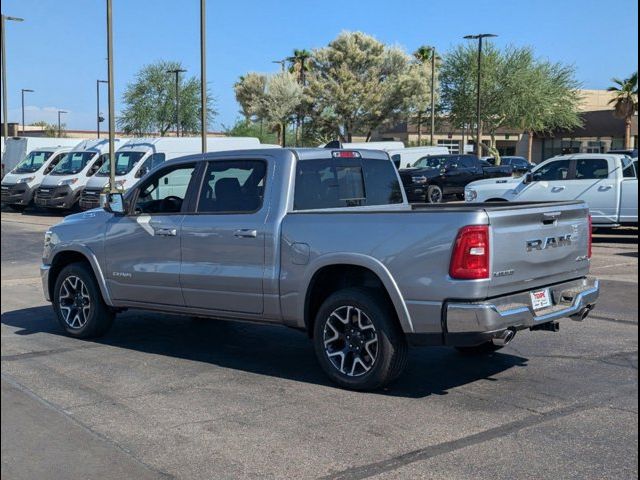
[1,183,36,206]
[444,277,599,346]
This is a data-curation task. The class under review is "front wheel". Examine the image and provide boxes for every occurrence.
[426,185,444,204]
[53,262,114,338]
[313,288,408,391]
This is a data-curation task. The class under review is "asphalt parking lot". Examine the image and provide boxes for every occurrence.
[1,210,638,480]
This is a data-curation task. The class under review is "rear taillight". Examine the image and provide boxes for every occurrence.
[449,225,490,280]
[588,214,593,259]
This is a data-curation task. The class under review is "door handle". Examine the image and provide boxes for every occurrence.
[551,186,566,192]
[234,229,257,238]
[154,227,177,237]
[598,185,613,191]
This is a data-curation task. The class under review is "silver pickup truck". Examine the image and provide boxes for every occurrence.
[41,148,600,390]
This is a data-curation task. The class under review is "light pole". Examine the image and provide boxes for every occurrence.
[167,68,186,137]
[21,88,34,134]
[272,59,286,72]
[463,33,497,158]
[57,110,67,137]
[199,0,207,153]
[96,79,108,138]
[430,46,436,146]
[2,15,24,142]
[106,0,116,192]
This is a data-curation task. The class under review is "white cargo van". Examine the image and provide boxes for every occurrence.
[34,138,123,210]
[1,137,84,177]
[1,146,77,211]
[79,136,273,210]
[387,146,451,169]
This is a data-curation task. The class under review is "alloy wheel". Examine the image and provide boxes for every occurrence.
[58,275,91,329]
[323,305,379,377]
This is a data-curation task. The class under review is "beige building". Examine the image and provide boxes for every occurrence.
[375,89,637,162]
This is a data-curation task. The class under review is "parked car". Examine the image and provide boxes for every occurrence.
[34,138,124,210]
[1,146,75,211]
[399,154,514,203]
[41,147,599,390]
[1,137,84,177]
[465,154,638,227]
[487,156,534,175]
[79,136,274,210]
[608,148,638,158]
[387,146,450,169]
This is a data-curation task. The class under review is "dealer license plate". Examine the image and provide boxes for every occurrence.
[530,288,552,311]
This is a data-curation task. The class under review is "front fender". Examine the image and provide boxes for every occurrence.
[48,243,114,306]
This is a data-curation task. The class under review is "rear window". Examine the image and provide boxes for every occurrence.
[293,158,402,210]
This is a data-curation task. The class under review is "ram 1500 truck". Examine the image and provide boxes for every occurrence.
[41,148,600,390]
[399,154,513,203]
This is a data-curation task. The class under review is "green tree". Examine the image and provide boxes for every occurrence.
[608,72,638,149]
[306,31,410,142]
[287,49,313,145]
[251,71,303,146]
[118,60,215,136]
[440,43,582,162]
[234,72,267,120]
[30,120,64,137]
[222,118,278,144]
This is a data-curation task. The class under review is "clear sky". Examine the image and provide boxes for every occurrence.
[2,0,638,132]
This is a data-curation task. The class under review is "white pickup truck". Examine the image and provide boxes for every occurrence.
[465,154,638,227]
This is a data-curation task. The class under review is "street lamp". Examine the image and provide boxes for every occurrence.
[96,79,108,138]
[21,88,34,135]
[272,59,286,72]
[463,33,497,158]
[199,0,207,153]
[57,110,67,137]
[167,68,187,137]
[1,15,25,142]
[429,46,437,146]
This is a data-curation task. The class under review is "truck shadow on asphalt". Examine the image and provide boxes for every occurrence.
[2,306,529,399]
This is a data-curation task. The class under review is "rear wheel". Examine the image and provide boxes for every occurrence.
[53,262,114,338]
[455,342,503,355]
[426,185,444,204]
[313,288,408,391]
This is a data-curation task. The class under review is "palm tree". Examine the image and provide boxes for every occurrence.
[287,49,312,145]
[412,46,436,145]
[608,72,638,149]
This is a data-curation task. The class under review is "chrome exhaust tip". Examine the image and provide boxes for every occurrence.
[570,304,594,322]
[492,329,516,347]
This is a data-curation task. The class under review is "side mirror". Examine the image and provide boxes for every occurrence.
[100,192,126,215]
[523,172,534,184]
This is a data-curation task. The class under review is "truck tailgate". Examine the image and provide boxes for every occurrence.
[485,201,591,297]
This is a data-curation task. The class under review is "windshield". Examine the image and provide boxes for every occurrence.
[413,157,448,168]
[50,151,97,175]
[96,151,146,176]
[12,151,53,173]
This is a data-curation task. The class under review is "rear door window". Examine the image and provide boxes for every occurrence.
[573,158,609,180]
[196,160,267,213]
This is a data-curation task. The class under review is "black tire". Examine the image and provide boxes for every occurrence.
[455,341,503,355]
[426,185,444,204]
[313,287,408,391]
[53,262,114,338]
